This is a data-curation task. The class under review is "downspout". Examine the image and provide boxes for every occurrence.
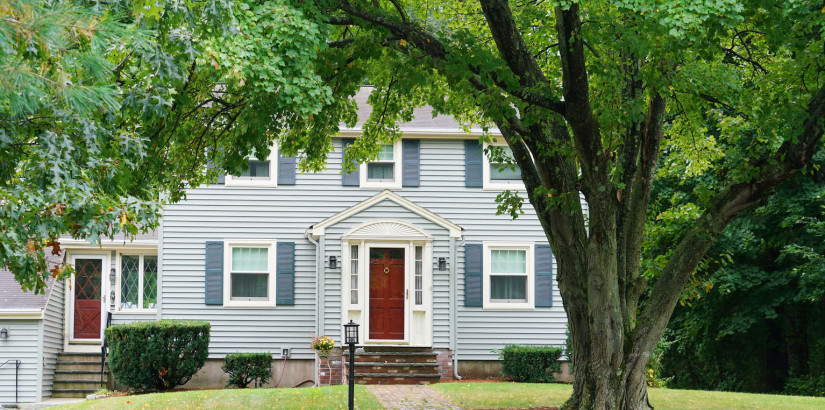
[305,230,321,387]
[451,237,466,380]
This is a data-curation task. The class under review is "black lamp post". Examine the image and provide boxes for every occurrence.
[344,320,359,410]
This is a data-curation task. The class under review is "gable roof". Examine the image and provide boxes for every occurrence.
[340,86,499,136]
[309,190,463,239]
[0,252,62,315]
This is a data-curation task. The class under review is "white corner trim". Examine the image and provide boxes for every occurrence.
[0,310,44,319]
[310,190,463,239]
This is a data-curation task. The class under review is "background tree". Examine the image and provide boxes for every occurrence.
[648,146,825,394]
[3,1,825,409]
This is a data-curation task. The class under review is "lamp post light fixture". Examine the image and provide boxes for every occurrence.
[343,320,359,410]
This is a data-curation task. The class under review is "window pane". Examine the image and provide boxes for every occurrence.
[232,247,268,271]
[490,163,522,180]
[377,144,394,161]
[367,163,394,180]
[389,248,404,259]
[143,256,158,309]
[121,255,139,309]
[414,246,423,305]
[491,249,527,274]
[351,245,358,305]
[490,275,527,301]
[240,160,270,178]
[231,273,268,299]
[490,146,521,180]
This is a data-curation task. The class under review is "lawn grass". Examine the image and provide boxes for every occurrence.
[59,385,383,410]
[431,382,825,409]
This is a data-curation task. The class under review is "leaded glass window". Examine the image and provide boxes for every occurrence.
[414,246,423,305]
[120,254,158,310]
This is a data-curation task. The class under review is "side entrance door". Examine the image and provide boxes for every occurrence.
[368,248,405,340]
[72,256,104,340]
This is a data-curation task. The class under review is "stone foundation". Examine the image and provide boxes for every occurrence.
[178,358,315,389]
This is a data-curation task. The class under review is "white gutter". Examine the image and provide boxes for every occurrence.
[451,238,466,380]
[305,230,321,387]
[0,310,44,319]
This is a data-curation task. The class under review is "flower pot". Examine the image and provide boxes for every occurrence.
[317,349,331,358]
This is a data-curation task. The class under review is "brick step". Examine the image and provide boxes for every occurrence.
[54,380,107,390]
[348,354,438,364]
[346,362,439,375]
[52,389,100,398]
[355,373,441,385]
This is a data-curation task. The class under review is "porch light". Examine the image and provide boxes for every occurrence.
[329,256,338,270]
[438,257,447,271]
[0,328,8,340]
[343,320,360,410]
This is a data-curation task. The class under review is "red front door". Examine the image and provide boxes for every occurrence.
[369,248,405,340]
[73,258,103,339]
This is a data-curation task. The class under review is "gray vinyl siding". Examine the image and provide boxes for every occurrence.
[0,320,40,403]
[41,280,64,399]
[162,138,569,360]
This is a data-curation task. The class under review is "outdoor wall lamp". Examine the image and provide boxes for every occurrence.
[438,257,447,271]
[329,256,338,270]
[0,328,8,340]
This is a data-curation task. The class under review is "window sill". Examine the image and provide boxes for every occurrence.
[483,302,534,310]
[222,301,277,308]
[115,309,158,314]
[224,179,278,188]
[483,181,526,191]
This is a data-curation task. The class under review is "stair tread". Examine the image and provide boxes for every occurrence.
[355,373,441,378]
[55,370,109,374]
[53,389,101,392]
[347,362,437,367]
[57,361,108,365]
[54,380,106,384]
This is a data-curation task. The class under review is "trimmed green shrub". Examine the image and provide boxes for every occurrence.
[105,320,210,391]
[785,374,825,397]
[499,344,563,383]
[222,353,272,388]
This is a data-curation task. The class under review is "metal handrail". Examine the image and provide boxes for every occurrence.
[0,359,21,403]
[101,311,113,386]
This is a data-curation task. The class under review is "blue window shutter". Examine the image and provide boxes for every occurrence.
[402,139,420,187]
[205,241,224,305]
[276,242,295,305]
[341,139,360,186]
[278,154,296,185]
[535,244,553,307]
[465,140,483,187]
[464,243,483,307]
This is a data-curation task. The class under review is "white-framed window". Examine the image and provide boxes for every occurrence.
[483,142,526,191]
[414,246,423,306]
[223,241,277,308]
[117,253,158,312]
[483,242,534,310]
[350,245,359,305]
[225,145,278,187]
[359,141,402,189]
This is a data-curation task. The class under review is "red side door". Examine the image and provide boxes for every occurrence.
[369,248,405,340]
[73,258,103,339]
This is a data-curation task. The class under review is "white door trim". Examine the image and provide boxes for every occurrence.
[66,252,110,345]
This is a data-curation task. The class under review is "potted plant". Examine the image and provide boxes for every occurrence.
[311,336,335,358]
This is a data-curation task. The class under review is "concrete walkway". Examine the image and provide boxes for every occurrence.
[368,385,461,410]
[15,398,85,409]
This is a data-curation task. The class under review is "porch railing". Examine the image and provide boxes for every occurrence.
[0,359,21,403]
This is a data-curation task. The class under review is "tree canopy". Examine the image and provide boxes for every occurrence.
[2,1,824,408]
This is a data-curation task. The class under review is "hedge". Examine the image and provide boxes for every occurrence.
[499,344,563,383]
[223,353,272,388]
[105,320,210,391]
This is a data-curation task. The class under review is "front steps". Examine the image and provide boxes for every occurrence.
[53,353,109,398]
[344,347,441,385]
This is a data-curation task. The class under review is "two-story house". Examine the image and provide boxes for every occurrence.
[0,87,570,402]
